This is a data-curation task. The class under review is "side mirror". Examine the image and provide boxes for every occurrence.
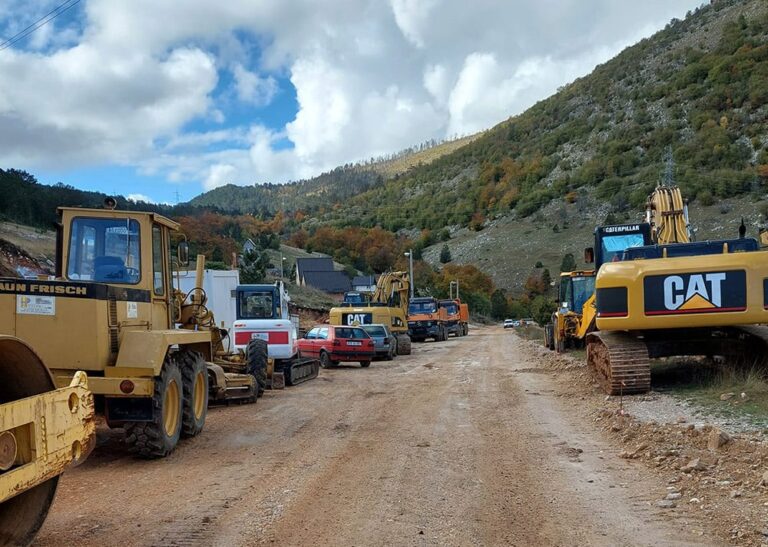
[178,241,190,266]
[584,247,594,264]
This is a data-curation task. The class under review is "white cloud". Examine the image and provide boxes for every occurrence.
[204,163,238,190]
[233,64,278,106]
[127,193,154,203]
[0,0,705,196]
[389,0,439,48]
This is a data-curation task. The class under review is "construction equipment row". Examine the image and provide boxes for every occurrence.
[545,183,768,395]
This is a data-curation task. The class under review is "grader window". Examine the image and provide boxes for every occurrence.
[67,217,141,284]
[152,225,165,295]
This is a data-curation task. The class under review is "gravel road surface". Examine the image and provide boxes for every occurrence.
[35,327,711,546]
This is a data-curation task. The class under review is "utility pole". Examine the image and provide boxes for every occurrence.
[404,250,414,299]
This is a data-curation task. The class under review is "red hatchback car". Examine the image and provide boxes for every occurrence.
[297,325,375,368]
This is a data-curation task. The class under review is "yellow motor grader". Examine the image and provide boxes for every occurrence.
[0,201,262,544]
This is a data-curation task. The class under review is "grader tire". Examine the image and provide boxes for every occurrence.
[125,360,183,458]
[246,338,268,396]
[397,334,412,355]
[180,351,208,438]
[0,336,60,546]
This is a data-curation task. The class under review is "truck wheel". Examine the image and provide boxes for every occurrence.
[319,351,332,368]
[125,359,183,458]
[397,334,412,355]
[246,338,268,396]
[180,351,208,438]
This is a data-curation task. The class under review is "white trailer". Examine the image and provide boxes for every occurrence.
[176,269,240,333]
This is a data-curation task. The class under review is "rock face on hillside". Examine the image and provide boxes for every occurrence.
[0,238,51,278]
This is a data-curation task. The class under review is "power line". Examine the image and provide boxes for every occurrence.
[0,0,81,52]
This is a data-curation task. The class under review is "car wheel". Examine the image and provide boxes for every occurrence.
[319,351,332,368]
[360,361,371,368]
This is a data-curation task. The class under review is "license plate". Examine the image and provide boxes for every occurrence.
[251,333,269,341]
[347,341,362,346]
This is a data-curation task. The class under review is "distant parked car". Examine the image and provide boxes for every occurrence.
[360,324,396,360]
[297,324,375,368]
[503,319,515,329]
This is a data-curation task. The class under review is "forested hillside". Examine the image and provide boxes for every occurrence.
[190,168,383,216]
[321,0,767,231]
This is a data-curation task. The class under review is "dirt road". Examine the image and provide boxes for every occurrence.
[35,327,713,546]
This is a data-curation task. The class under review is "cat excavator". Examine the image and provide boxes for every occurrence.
[586,184,768,394]
[329,271,412,355]
[546,186,692,353]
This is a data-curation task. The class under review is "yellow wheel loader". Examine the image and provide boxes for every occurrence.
[329,271,412,355]
[544,223,654,353]
[544,270,596,352]
[584,184,768,394]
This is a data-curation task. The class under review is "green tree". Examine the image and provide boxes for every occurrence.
[541,268,552,293]
[560,253,576,272]
[490,289,509,319]
[530,295,556,325]
[439,244,452,264]
[240,250,269,283]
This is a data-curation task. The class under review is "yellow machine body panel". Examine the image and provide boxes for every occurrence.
[595,250,768,332]
[328,305,408,333]
[0,336,95,504]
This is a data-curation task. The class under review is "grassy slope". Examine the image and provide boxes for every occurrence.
[420,193,765,294]
[369,134,481,179]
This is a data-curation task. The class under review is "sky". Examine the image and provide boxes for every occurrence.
[0,0,704,204]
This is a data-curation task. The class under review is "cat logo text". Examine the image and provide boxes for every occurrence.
[643,270,746,316]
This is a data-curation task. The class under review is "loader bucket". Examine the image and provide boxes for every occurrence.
[0,336,62,547]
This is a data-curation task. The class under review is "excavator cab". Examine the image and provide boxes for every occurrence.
[588,223,653,269]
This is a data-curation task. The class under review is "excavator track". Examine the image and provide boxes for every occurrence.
[587,332,651,395]
[281,358,320,386]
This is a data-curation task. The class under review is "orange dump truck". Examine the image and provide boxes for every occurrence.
[439,299,469,337]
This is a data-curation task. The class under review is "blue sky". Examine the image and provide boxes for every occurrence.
[0,0,704,204]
